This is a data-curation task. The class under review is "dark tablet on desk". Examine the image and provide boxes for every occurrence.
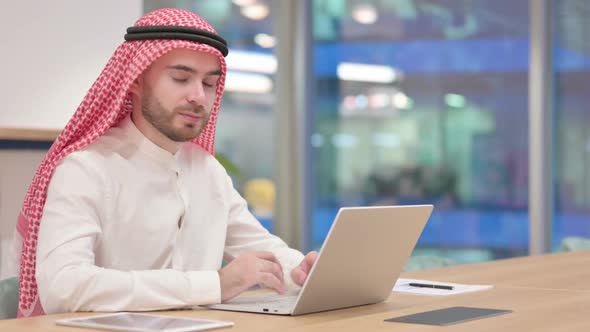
[385,306,512,326]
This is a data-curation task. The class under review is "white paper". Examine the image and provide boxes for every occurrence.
[393,278,494,296]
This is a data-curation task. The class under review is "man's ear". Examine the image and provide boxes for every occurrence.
[129,78,141,96]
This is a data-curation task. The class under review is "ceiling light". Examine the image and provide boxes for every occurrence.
[337,62,398,83]
[392,92,413,109]
[225,71,273,94]
[445,93,466,108]
[352,4,378,25]
[225,50,277,74]
[254,33,276,48]
[232,0,257,7]
[241,4,269,20]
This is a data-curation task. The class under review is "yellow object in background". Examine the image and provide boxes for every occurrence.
[244,178,276,218]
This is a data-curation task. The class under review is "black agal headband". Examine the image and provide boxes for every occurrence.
[124,26,229,57]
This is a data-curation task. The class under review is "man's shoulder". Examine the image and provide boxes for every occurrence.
[56,135,121,171]
[55,147,106,177]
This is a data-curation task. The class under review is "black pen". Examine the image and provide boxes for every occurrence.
[408,282,454,290]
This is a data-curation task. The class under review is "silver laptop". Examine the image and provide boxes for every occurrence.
[207,205,433,316]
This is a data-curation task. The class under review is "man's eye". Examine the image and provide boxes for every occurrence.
[172,77,189,83]
[203,81,215,88]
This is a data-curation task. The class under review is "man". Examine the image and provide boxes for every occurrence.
[10,8,317,317]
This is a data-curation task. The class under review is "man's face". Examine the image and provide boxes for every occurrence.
[138,48,221,143]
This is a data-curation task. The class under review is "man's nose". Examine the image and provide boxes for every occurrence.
[187,82,206,104]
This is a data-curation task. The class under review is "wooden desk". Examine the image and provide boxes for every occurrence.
[293,287,589,332]
[406,251,590,291]
[1,252,589,331]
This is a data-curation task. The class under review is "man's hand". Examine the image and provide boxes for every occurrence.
[218,251,286,302]
[291,251,318,286]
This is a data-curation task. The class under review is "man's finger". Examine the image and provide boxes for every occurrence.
[291,267,306,285]
[259,272,287,294]
[258,259,284,282]
[254,251,281,265]
[300,251,318,274]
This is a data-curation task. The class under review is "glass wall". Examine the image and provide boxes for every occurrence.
[145,0,278,230]
[553,0,590,249]
[310,0,530,263]
[145,0,590,262]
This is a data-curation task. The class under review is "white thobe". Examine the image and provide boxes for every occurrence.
[35,115,304,314]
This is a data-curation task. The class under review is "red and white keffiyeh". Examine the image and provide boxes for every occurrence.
[14,8,227,317]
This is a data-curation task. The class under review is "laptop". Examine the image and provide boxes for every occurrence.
[207,205,433,316]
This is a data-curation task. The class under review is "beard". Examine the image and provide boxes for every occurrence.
[141,86,211,143]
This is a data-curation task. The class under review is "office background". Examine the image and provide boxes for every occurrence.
[1,0,589,273]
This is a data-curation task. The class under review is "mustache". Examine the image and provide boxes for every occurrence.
[175,105,207,115]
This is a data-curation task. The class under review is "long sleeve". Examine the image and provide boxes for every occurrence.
[35,154,221,314]
[222,175,305,291]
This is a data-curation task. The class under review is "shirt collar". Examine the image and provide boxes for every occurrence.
[119,115,180,173]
